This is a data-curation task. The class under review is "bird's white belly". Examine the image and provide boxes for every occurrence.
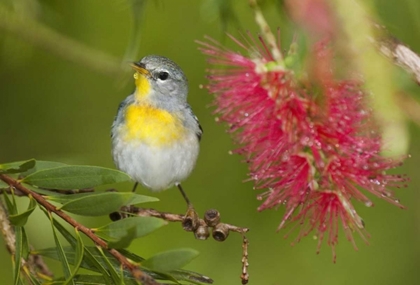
[112,133,199,191]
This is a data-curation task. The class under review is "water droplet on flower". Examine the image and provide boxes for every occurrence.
[228,150,233,155]
[244,113,249,117]
[365,200,373,207]
[256,195,263,200]
[199,84,204,89]
[394,199,400,204]
[215,117,220,122]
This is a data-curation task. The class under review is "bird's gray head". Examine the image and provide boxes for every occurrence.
[132,55,188,106]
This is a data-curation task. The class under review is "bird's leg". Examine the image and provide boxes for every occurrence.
[176,183,199,232]
[176,183,192,208]
[131,182,139,193]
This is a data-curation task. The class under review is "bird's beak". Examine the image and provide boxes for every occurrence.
[131,62,150,76]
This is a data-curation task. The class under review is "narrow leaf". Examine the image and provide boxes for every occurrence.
[53,192,158,216]
[142,248,199,273]
[49,214,74,284]
[47,214,112,285]
[48,218,113,284]
[9,196,37,226]
[84,247,113,285]
[96,246,123,285]
[0,159,36,174]
[13,226,23,285]
[36,246,211,284]
[3,190,17,214]
[74,229,85,272]
[21,227,30,260]
[95,217,166,248]
[25,273,42,285]
[62,229,85,285]
[22,165,131,190]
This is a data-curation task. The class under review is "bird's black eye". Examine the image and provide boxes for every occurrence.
[158,71,169,81]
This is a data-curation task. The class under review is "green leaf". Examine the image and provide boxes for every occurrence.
[51,192,158,216]
[95,217,166,248]
[0,159,36,174]
[84,247,113,285]
[13,226,23,285]
[96,246,123,285]
[22,165,131,190]
[13,227,30,284]
[47,218,113,284]
[142,248,199,273]
[21,160,67,177]
[21,227,30,260]
[49,214,74,284]
[9,196,37,226]
[62,229,85,285]
[36,246,212,284]
[74,230,85,271]
[25,273,42,285]
[3,190,17,214]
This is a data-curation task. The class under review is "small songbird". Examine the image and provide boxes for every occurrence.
[111,55,202,207]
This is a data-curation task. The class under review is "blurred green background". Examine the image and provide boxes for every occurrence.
[1,0,419,284]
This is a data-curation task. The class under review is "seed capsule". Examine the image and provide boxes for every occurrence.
[204,209,221,227]
[212,223,229,242]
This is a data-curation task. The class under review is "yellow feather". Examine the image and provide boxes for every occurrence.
[123,104,185,146]
[133,72,151,100]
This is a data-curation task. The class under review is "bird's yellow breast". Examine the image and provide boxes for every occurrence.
[123,104,185,146]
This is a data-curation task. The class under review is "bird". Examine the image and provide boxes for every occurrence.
[111,55,202,208]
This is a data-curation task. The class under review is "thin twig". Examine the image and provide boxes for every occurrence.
[132,207,249,235]
[240,237,249,285]
[0,174,161,285]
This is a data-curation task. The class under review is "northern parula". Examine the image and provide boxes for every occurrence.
[111,55,202,206]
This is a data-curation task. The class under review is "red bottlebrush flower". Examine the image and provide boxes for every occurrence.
[286,191,369,263]
[198,33,407,260]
